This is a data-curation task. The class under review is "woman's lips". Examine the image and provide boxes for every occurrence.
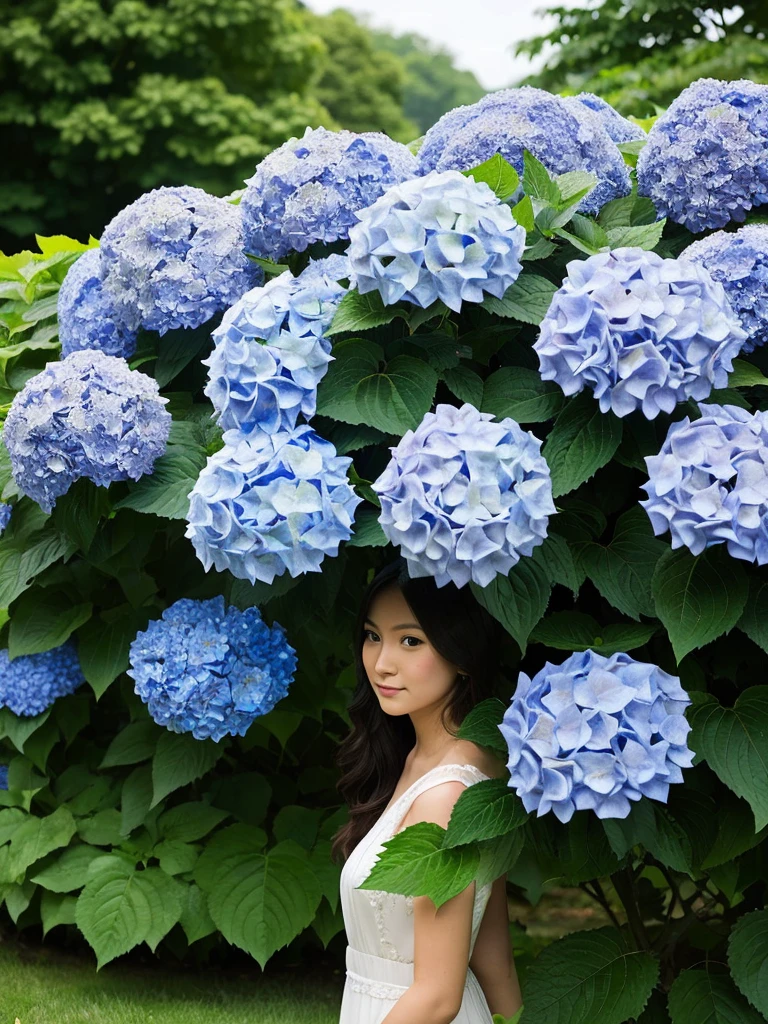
[377,684,402,696]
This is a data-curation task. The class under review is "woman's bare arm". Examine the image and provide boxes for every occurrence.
[468,873,522,1018]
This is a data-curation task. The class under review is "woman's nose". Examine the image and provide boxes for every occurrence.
[375,644,397,676]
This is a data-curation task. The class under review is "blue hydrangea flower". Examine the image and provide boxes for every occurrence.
[418,87,631,215]
[637,78,768,232]
[347,171,525,313]
[534,248,747,419]
[202,256,348,435]
[0,503,11,536]
[3,350,172,513]
[127,597,297,742]
[186,425,363,584]
[499,649,694,823]
[100,185,260,335]
[0,765,7,790]
[373,403,554,589]
[0,643,85,717]
[573,93,647,145]
[58,248,138,359]
[683,225,768,354]
[641,403,768,563]
[240,127,418,260]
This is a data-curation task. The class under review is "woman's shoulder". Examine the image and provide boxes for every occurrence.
[448,739,507,781]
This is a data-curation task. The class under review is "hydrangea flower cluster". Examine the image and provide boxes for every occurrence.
[241,127,417,260]
[534,248,747,419]
[127,597,296,741]
[637,78,768,232]
[573,92,647,145]
[0,503,11,536]
[100,185,260,335]
[203,255,348,435]
[499,650,694,822]
[0,643,85,717]
[185,425,362,584]
[0,765,7,791]
[682,225,768,353]
[373,403,554,588]
[58,249,138,359]
[347,171,525,312]
[641,403,768,563]
[3,350,172,513]
[417,87,631,215]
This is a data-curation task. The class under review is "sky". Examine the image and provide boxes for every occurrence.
[304,0,569,90]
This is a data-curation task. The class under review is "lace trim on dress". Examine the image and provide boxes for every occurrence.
[363,888,415,963]
[346,970,408,1000]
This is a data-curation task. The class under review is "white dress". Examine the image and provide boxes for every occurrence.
[339,763,495,1024]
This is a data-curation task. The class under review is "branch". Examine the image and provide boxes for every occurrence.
[610,867,651,950]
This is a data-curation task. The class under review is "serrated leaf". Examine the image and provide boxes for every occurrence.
[556,213,610,255]
[544,394,623,497]
[151,732,224,809]
[482,273,557,324]
[463,153,520,199]
[443,779,527,848]
[512,195,535,232]
[157,802,229,843]
[456,698,508,758]
[688,687,768,831]
[120,764,153,838]
[531,533,584,596]
[598,195,657,230]
[652,547,748,663]
[530,611,656,655]
[554,171,598,206]
[100,721,158,769]
[40,890,77,936]
[481,366,564,423]
[326,289,408,336]
[0,525,76,608]
[78,609,147,699]
[112,428,208,520]
[702,798,768,868]
[728,359,768,388]
[0,808,27,845]
[154,839,199,876]
[441,365,484,406]
[728,910,768,1017]
[77,809,123,847]
[31,844,104,892]
[4,806,77,879]
[476,829,525,887]
[471,557,551,653]
[8,590,92,659]
[179,882,217,945]
[153,323,213,388]
[668,970,765,1024]
[523,150,560,206]
[346,507,387,548]
[606,221,666,250]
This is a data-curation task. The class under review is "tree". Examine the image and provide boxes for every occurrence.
[0,0,332,247]
[516,0,768,115]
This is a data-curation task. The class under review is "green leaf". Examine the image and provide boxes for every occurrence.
[153,323,213,388]
[154,839,199,876]
[471,556,551,653]
[598,195,657,230]
[77,809,123,847]
[652,546,748,663]
[157,802,230,843]
[522,150,560,206]
[5,880,36,923]
[729,359,768,388]
[522,235,558,261]
[530,611,656,655]
[273,806,320,850]
[0,707,52,755]
[544,394,623,497]
[463,154,520,199]
[151,732,224,809]
[481,366,564,423]
[728,910,768,1018]
[512,195,535,232]
[0,524,76,607]
[702,798,768,868]
[100,720,158,769]
[688,687,768,831]
[195,828,322,968]
[315,339,438,434]
[0,808,27,845]
[359,821,479,909]
[112,422,208,519]
[78,608,148,699]
[668,970,766,1024]
[531,533,584,597]
[120,764,154,837]
[481,273,557,324]
[179,882,217,945]
[346,507,387,548]
[554,172,598,207]
[605,221,666,250]
[456,698,508,759]
[40,890,78,936]
[249,256,290,278]
[443,779,527,848]
[326,289,408,336]
[4,806,77,880]
[441,366,484,406]
[555,213,610,255]
[476,829,526,887]
[521,927,659,1024]
[50,479,111,553]
[8,589,92,658]
[31,844,104,892]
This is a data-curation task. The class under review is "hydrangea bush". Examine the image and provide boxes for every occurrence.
[0,82,767,1018]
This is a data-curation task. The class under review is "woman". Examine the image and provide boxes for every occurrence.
[332,559,523,1024]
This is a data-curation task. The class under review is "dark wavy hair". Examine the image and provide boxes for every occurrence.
[331,558,502,864]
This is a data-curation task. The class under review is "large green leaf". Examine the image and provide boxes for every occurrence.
[443,779,527,848]
[100,720,158,769]
[456,698,508,759]
[40,890,78,937]
[120,764,153,837]
[153,323,213,388]
[728,910,768,1018]
[475,830,525,887]
[652,547,748,663]
[463,154,520,199]
[195,828,321,968]
[0,524,76,607]
[326,289,408,336]
[3,806,77,881]
[481,366,564,423]
[531,532,584,596]
[471,556,551,653]
[521,927,659,1024]
[178,882,217,945]
[737,575,768,654]
[8,589,92,659]
[359,821,479,909]
[530,611,656,655]
[482,273,557,324]
[702,799,768,869]
[543,394,623,497]
[31,844,104,893]
[688,687,768,831]
[151,732,225,809]
[157,802,230,843]
[113,421,208,519]
[668,970,765,1024]
[77,607,149,700]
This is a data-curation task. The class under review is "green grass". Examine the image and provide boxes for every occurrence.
[0,942,344,1024]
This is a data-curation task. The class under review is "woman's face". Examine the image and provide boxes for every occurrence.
[362,585,460,718]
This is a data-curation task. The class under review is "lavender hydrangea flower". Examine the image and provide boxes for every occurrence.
[373,403,554,589]
[186,425,362,584]
[418,87,631,215]
[0,643,85,717]
[641,403,768,563]
[683,225,768,353]
[500,650,694,823]
[0,503,11,536]
[100,185,260,335]
[127,597,296,742]
[534,248,747,419]
[240,127,417,260]
[202,256,348,435]
[58,248,138,359]
[0,765,7,790]
[3,350,172,513]
[348,171,525,312]
[637,78,768,232]
[573,93,647,145]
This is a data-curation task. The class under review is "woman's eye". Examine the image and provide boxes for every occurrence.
[364,630,379,642]
[402,636,422,647]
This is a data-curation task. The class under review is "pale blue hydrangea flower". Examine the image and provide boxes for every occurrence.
[241,127,418,260]
[58,248,138,359]
[534,248,747,419]
[0,503,11,535]
[127,596,296,742]
[100,185,260,335]
[573,92,647,145]
[637,78,768,232]
[202,256,348,435]
[418,87,631,215]
[3,350,172,513]
[499,649,694,823]
[185,425,362,584]
[0,643,85,717]
[347,171,526,312]
[682,225,768,353]
[373,403,554,589]
[641,403,768,563]
[0,766,7,790]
